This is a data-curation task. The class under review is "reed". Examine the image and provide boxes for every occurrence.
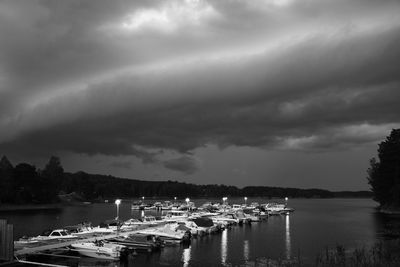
[254,241,400,267]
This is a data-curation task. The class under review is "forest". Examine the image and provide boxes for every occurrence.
[0,155,371,204]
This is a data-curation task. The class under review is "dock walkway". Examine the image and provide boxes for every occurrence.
[14,226,159,257]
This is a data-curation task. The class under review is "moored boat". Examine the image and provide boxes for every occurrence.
[107,233,164,252]
[138,223,191,244]
[70,240,126,260]
[31,229,78,241]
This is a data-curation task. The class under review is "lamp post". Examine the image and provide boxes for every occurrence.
[222,197,227,212]
[185,198,190,211]
[115,199,121,220]
[244,197,248,206]
[285,197,288,207]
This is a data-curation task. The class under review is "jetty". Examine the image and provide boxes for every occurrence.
[14,230,141,257]
[9,222,167,266]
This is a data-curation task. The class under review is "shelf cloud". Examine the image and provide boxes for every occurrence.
[1,0,400,189]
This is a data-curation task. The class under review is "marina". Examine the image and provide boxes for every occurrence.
[0,198,393,266]
[3,198,288,266]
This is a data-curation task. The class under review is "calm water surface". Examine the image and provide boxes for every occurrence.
[1,198,397,266]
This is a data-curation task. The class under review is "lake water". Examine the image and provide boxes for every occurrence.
[1,198,399,266]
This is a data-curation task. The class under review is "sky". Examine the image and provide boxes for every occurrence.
[1,0,400,191]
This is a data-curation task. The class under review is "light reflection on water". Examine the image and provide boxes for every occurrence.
[182,245,191,267]
[221,229,228,265]
[244,239,250,261]
[285,214,291,260]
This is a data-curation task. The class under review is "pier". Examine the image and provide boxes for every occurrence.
[14,220,170,256]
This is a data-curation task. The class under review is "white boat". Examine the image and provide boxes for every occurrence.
[138,223,191,242]
[70,240,126,260]
[120,218,143,231]
[31,229,78,241]
[141,216,159,225]
[211,213,239,225]
[263,203,294,215]
[91,226,114,234]
[162,210,189,222]
[65,223,97,237]
[244,213,261,222]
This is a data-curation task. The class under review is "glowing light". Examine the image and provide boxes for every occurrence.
[285,214,291,259]
[182,246,191,267]
[221,229,228,264]
[115,199,121,220]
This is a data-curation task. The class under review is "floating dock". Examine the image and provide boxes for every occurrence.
[14,225,162,257]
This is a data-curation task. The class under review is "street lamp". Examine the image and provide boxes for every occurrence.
[285,197,288,207]
[115,199,121,220]
[222,197,227,212]
[142,196,145,201]
[185,198,190,211]
[244,197,248,206]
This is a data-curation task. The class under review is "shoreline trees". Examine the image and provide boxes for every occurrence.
[1,155,371,205]
[368,129,400,210]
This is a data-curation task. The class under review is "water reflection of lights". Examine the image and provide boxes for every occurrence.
[182,245,191,267]
[221,229,228,264]
[285,214,291,260]
[141,210,145,219]
[244,240,249,262]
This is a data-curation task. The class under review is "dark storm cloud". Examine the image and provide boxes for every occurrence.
[1,0,400,176]
[163,156,200,174]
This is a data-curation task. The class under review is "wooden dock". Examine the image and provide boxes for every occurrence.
[14,224,165,257]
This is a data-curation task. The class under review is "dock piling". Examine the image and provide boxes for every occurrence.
[0,219,14,262]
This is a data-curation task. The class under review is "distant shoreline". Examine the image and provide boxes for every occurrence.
[0,203,66,212]
[0,197,374,212]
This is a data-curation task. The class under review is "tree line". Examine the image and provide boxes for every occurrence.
[0,155,371,205]
[368,129,400,210]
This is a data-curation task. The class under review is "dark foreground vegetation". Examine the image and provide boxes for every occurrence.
[368,129,400,212]
[258,241,400,267]
[0,155,371,205]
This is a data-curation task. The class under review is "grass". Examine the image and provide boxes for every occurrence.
[313,242,400,267]
[250,240,400,267]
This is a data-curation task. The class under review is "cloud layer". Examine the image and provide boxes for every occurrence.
[1,0,400,186]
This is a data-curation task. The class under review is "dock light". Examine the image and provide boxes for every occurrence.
[244,197,248,205]
[174,197,177,201]
[185,198,190,204]
[115,199,121,220]
[142,196,145,200]
[222,197,227,204]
